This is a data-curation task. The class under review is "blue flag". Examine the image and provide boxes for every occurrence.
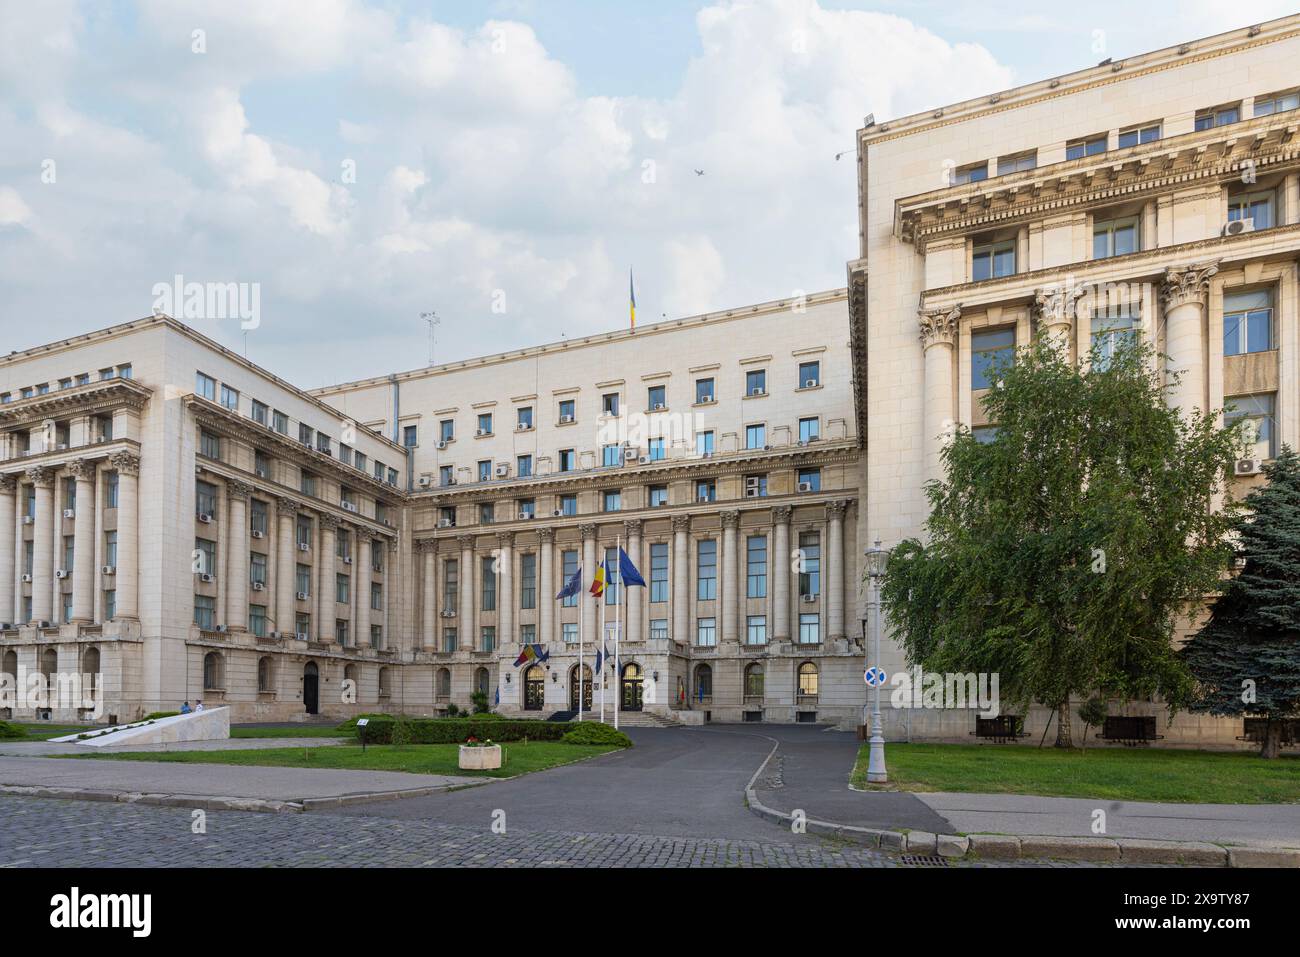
[494,686,500,706]
[555,565,583,600]
[594,644,605,676]
[618,547,646,587]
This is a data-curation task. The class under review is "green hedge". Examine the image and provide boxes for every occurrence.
[0,720,27,740]
[561,723,632,748]
[351,717,573,744]
[143,711,180,721]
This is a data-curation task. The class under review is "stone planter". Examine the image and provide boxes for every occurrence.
[458,744,502,770]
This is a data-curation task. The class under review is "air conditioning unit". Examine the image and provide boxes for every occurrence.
[62,508,75,519]
[197,513,213,524]
[438,518,455,529]
[475,429,486,437]
[251,529,265,539]
[198,573,214,584]
[341,501,357,513]
[516,423,528,431]
[436,440,448,450]
[623,448,639,461]
[418,476,432,488]
[101,565,116,576]
[37,621,51,629]
[251,582,266,592]
[701,452,714,460]
[55,569,68,579]
[342,556,353,565]
[296,591,309,601]
[496,463,510,478]
[22,516,33,526]
[653,403,666,411]
[744,487,761,498]
[1223,218,1255,237]
[295,632,309,641]
[638,455,651,465]
[440,609,456,618]
[215,624,228,634]
[804,379,817,388]
[560,414,575,424]
[700,395,714,404]
[801,594,815,603]
[551,509,564,517]
[1235,458,1263,476]
[651,498,667,507]
[298,543,310,552]
[750,388,764,396]
[94,436,108,444]
[21,574,32,584]
[797,481,814,493]
[446,477,457,486]
[697,490,712,502]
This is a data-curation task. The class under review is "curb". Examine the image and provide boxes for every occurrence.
[0,783,303,813]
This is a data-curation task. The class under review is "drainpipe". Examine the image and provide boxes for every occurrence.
[389,374,413,493]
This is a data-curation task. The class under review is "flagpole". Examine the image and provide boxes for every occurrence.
[614,535,621,731]
[599,575,606,724]
[577,572,584,723]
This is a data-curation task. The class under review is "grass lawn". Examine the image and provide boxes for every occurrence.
[230,726,353,739]
[852,743,1300,804]
[3,724,88,741]
[65,741,622,778]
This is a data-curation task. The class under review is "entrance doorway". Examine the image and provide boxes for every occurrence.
[569,664,593,711]
[621,662,644,712]
[524,664,545,711]
[303,662,319,715]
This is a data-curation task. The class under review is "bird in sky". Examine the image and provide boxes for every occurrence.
[694,169,705,176]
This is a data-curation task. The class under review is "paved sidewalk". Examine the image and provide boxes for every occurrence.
[0,738,346,757]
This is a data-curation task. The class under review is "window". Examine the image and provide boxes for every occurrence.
[798,662,819,696]
[972,239,1016,281]
[746,616,767,646]
[251,400,268,426]
[440,465,454,487]
[479,503,494,525]
[952,161,987,185]
[797,468,821,492]
[273,410,289,434]
[195,372,216,401]
[798,613,821,644]
[481,556,497,611]
[603,546,622,606]
[1091,312,1140,369]
[696,479,716,502]
[798,417,820,443]
[1195,104,1239,130]
[1254,91,1300,116]
[371,541,384,573]
[519,624,534,645]
[371,582,383,612]
[746,369,766,395]
[480,626,496,653]
[561,550,579,607]
[58,377,72,390]
[403,425,418,449]
[559,493,578,516]
[195,481,217,517]
[250,553,267,587]
[103,589,116,620]
[202,650,222,688]
[517,407,533,430]
[1228,190,1274,230]
[1224,289,1274,356]
[695,664,713,698]
[648,485,668,507]
[520,553,536,609]
[971,328,1015,389]
[443,560,459,614]
[254,450,271,479]
[1065,135,1107,161]
[1118,123,1161,149]
[647,384,666,409]
[996,151,1036,175]
[104,530,118,568]
[559,449,576,472]
[477,413,493,435]
[300,470,316,497]
[298,423,314,446]
[603,490,621,512]
[798,360,821,388]
[602,393,620,416]
[747,535,767,598]
[296,613,310,638]
[696,618,717,647]
[650,619,668,641]
[316,433,332,456]
[199,430,221,459]
[744,474,767,497]
[387,467,398,487]
[336,528,352,561]
[478,460,492,483]
[62,535,74,572]
[1226,394,1276,460]
[558,399,575,422]
[194,595,216,631]
[798,531,820,597]
[105,472,120,510]
[439,506,455,527]
[650,543,669,603]
[562,622,578,644]
[296,517,312,549]
[647,437,665,461]
[336,619,349,645]
[1093,215,1139,258]
[695,378,715,403]
[220,385,239,411]
[695,431,715,456]
[440,419,455,443]
[972,426,999,444]
[745,425,766,450]
[250,607,268,639]
[355,452,367,473]
[601,444,621,467]
[744,663,764,697]
[335,574,350,605]
[697,540,717,600]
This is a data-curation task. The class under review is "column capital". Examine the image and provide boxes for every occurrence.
[457,533,476,550]
[772,504,792,524]
[25,466,53,488]
[720,510,740,529]
[108,451,141,476]
[1033,283,1085,331]
[67,458,97,482]
[671,514,692,533]
[918,304,961,350]
[496,531,516,549]
[276,496,300,517]
[226,479,255,502]
[578,522,598,540]
[538,527,555,543]
[319,513,341,531]
[388,537,400,554]
[826,499,850,520]
[0,473,19,494]
[622,518,643,539]
[415,537,438,554]
[1161,261,1219,313]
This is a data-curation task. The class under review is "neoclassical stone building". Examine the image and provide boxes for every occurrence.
[848,15,1300,746]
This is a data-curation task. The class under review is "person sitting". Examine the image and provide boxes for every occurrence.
[180,701,192,714]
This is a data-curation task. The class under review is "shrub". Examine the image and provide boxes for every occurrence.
[336,713,394,733]
[143,711,180,721]
[350,717,572,745]
[446,702,461,717]
[470,690,490,714]
[561,723,632,748]
[0,721,28,740]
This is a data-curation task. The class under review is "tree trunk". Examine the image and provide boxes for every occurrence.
[1261,719,1282,760]
[1054,701,1073,749]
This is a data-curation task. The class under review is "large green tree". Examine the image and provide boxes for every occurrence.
[1180,447,1300,758]
[882,336,1241,747]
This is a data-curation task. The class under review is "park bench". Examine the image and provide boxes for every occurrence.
[1098,715,1163,746]
[971,715,1028,742]
[1238,718,1300,748]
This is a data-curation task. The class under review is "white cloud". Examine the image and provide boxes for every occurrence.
[0,187,32,227]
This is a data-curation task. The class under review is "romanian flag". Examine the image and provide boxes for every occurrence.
[629,268,636,331]
[589,560,607,598]
[513,644,539,668]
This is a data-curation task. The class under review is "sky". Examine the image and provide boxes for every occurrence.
[1,0,1295,388]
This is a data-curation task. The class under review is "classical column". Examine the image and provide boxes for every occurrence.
[0,475,14,625]
[1033,283,1084,355]
[275,498,298,637]
[671,515,689,645]
[579,523,597,648]
[355,531,372,648]
[385,538,397,649]
[224,480,252,631]
[771,505,791,642]
[69,460,96,623]
[419,539,438,650]
[624,519,643,643]
[457,534,475,650]
[826,500,847,641]
[28,467,54,624]
[109,452,140,620]
[497,531,514,648]
[720,510,740,647]
[317,515,338,643]
[537,528,554,646]
[1162,261,1219,419]
[919,305,960,487]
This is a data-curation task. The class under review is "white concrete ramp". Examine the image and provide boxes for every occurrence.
[50,708,231,748]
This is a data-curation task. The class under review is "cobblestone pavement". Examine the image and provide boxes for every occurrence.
[0,795,1115,868]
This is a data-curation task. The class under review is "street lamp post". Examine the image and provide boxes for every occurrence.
[865,538,889,784]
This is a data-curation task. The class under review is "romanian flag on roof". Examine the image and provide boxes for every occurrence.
[589,560,607,598]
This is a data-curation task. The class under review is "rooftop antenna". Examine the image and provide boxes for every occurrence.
[420,311,440,366]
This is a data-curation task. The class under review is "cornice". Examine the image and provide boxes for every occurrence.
[0,438,142,477]
[0,378,152,429]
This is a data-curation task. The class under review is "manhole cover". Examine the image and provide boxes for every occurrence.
[900,854,949,867]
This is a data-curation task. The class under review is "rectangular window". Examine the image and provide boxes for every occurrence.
[798,417,820,443]
[443,560,459,614]
[1228,190,1274,230]
[648,438,665,461]
[562,622,578,644]
[442,628,457,653]
[650,543,669,603]
[602,392,620,416]
[560,493,577,516]
[798,613,821,644]
[105,473,119,509]
[104,530,118,568]
[481,556,496,611]
[479,503,494,525]
[220,385,239,411]
[300,470,316,497]
[952,161,987,185]
[1093,216,1139,258]
[62,536,74,571]
[193,595,215,631]
[298,423,314,446]
[316,433,331,456]
[1091,312,1140,368]
[403,425,418,449]
[558,399,575,422]
[250,605,267,638]
[517,406,533,430]
[296,517,312,549]
[798,531,820,597]
[519,624,534,644]
[972,426,999,444]
[559,449,576,472]
[251,400,268,425]
[439,419,455,443]
[477,412,493,435]
[797,468,821,492]
[744,474,767,497]
[336,574,350,605]
[697,539,717,601]
[746,369,766,395]
[972,239,1016,281]
[195,481,217,517]
[695,378,715,403]
[1195,104,1240,130]
[647,384,666,409]
[1254,91,1300,116]
[1226,393,1276,460]
[295,613,310,638]
[254,450,271,479]
[745,424,766,449]
[1117,123,1161,149]
[747,535,767,598]
[696,479,716,502]
[199,430,221,460]
[603,546,622,607]
[603,490,621,512]
[371,582,383,612]
[1224,289,1274,356]
[648,485,668,507]
[602,444,621,467]
[996,151,1036,175]
[1065,135,1107,161]
[696,617,717,647]
[520,552,536,609]
[517,454,533,478]
[481,626,496,653]
[336,619,349,645]
[562,550,579,607]
[196,372,216,401]
[971,328,1015,389]
[696,431,715,456]
[746,615,767,646]
[440,465,454,487]
[650,619,668,641]
[798,360,821,388]
[250,552,267,587]
[104,589,116,619]
[478,460,492,483]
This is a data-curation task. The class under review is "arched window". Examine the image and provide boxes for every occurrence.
[744,662,764,698]
[378,667,392,697]
[203,652,223,691]
[40,648,57,681]
[257,656,274,693]
[343,663,357,687]
[797,661,819,696]
[694,663,713,701]
[436,668,451,699]
[2,650,16,683]
[82,647,101,697]
[474,667,490,697]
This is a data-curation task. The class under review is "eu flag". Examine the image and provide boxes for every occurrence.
[555,565,583,601]
[618,547,646,587]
